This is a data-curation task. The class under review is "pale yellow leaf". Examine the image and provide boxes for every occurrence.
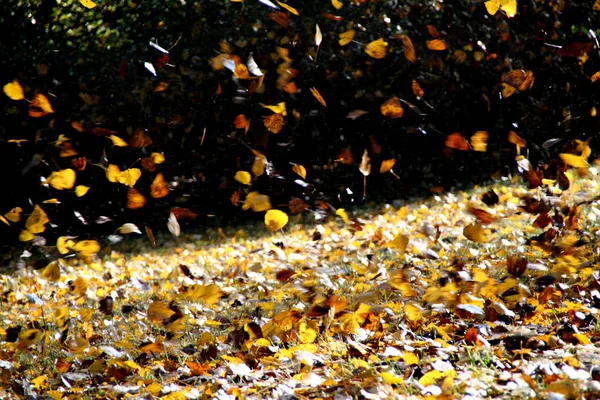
[109,135,129,147]
[265,209,289,231]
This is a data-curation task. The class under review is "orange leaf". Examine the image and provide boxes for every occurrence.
[426,25,439,38]
[264,113,284,134]
[234,114,250,130]
[29,94,54,117]
[591,71,600,83]
[411,79,424,98]
[380,159,396,173]
[445,132,470,150]
[309,87,327,107]
[470,131,488,152]
[126,188,146,209]
[426,39,447,51]
[170,207,198,219]
[283,81,298,94]
[380,97,404,118]
[401,35,416,63]
[130,128,153,149]
[150,173,169,198]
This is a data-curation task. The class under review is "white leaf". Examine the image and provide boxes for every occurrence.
[117,223,142,235]
[258,0,279,9]
[149,41,169,54]
[167,212,180,238]
[247,53,263,76]
[315,24,323,46]
[144,62,157,76]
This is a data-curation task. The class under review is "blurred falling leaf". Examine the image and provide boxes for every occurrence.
[234,171,252,185]
[470,131,488,152]
[29,94,54,117]
[365,38,388,59]
[315,24,323,46]
[119,168,142,187]
[386,233,409,254]
[445,133,470,151]
[234,114,250,131]
[411,79,424,98]
[66,336,89,355]
[380,159,396,173]
[359,149,371,176]
[57,236,76,254]
[289,197,310,214]
[75,185,90,197]
[380,97,404,118]
[264,113,284,133]
[252,150,266,177]
[508,130,526,154]
[150,173,169,198]
[147,301,176,322]
[242,192,272,212]
[130,128,153,148]
[292,164,307,179]
[72,240,101,258]
[180,284,223,304]
[463,223,491,243]
[263,102,287,115]
[401,35,416,63]
[126,188,146,209]
[109,135,129,147]
[276,1,298,15]
[485,0,517,17]
[560,153,589,168]
[332,0,343,9]
[168,212,181,238]
[3,80,24,100]
[309,87,327,107]
[4,207,22,223]
[25,205,49,235]
[154,82,169,92]
[265,209,289,231]
[79,0,97,8]
[338,29,355,46]
[18,329,44,348]
[336,208,349,223]
[426,39,447,50]
[117,223,142,234]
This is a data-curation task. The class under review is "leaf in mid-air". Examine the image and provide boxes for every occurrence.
[3,80,24,100]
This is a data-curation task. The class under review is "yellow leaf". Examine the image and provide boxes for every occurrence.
[18,329,44,347]
[277,1,299,15]
[3,80,24,100]
[234,170,252,185]
[338,29,355,46]
[263,102,287,115]
[4,207,22,223]
[560,153,589,168]
[44,169,75,190]
[79,0,97,8]
[315,24,323,47]
[484,0,500,15]
[365,38,388,59]
[419,370,443,386]
[386,233,409,254]
[336,208,349,224]
[31,375,48,391]
[470,131,488,152]
[403,352,419,365]
[404,302,423,322]
[265,209,289,231]
[242,192,272,212]
[57,236,76,254]
[292,164,306,179]
[72,240,100,257]
[119,168,142,187]
[380,159,396,173]
[19,230,35,242]
[106,164,121,182]
[109,135,129,147]
[42,262,61,281]
[380,371,404,385]
[75,185,90,197]
[500,0,517,17]
[65,336,89,354]
[180,284,223,305]
[463,223,491,243]
[151,152,165,164]
[252,152,266,178]
[332,0,343,9]
[147,301,176,322]
[298,321,318,343]
[29,93,55,117]
[25,205,49,234]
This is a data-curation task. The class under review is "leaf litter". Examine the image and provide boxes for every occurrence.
[3,159,600,399]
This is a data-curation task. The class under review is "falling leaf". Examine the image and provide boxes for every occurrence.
[72,240,101,258]
[365,38,388,59]
[359,149,371,176]
[426,39,447,51]
[338,29,355,46]
[57,236,76,254]
[380,159,396,173]
[485,0,517,17]
[3,80,24,100]
[346,110,368,120]
[234,171,252,185]
[336,208,349,223]
[292,164,307,179]
[119,168,142,188]
[332,0,343,9]
[18,329,44,348]
[152,152,165,164]
[470,131,488,152]
[130,128,153,148]
[117,223,142,234]
[508,130,526,154]
[79,0,97,8]
[560,153,589,168]
[265,209,289,231]
[43,169,76,190]
[386,233,409,254]
[109,135,129,147]
[126,188,146,209]
[29,94,54,117]
[75,185,90,197]
[315,24,323,46]
[309,87,327,107]
[252,150,266,177]
[463,223,491,243]
[24,205,49,235]
[445,133,470,151]
[591,71,600,83]
[264,113,284,134]
[167,212,181,238]
[147,301,176,322]
[180,284,223,304]
[380,97,404,118]
[234,114,250,130]
[401,35,417,63]
[144,62,157,76]
[276,1,299,15]
[411,79,424,98]
[263,102,287,115]
[234,63,250,79]
[150,173,169,198]
[242,192,272,212]
[154,82,169,92]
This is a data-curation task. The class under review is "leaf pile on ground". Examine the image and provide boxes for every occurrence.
[2,157,600,399]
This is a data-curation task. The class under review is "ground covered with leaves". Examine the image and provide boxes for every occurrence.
[2,160,600,399]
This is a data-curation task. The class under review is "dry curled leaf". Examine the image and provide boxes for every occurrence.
[380,97,404,118]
